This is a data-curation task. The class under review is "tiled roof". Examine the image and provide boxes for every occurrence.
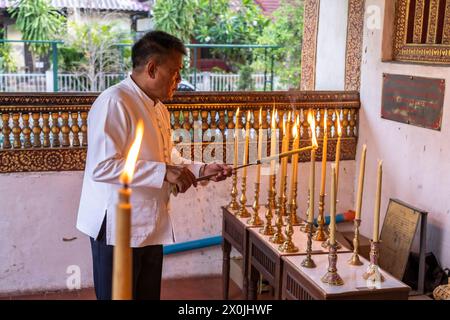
[0,0,150,12]
[254,0,280,16]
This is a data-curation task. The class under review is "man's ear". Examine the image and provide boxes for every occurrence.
[146,59,157,79]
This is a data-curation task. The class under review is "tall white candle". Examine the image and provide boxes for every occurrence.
[256,108,263,184]
[307,111,317,223]
[320,111,328,196]
[270,107,277,175]
[233,108,240,167]
[289,116,300,203]
[330,165,336,245]
[242,111,251,177]
[373,160,383,242]
[355,144,367,220]
[335,111,342,193]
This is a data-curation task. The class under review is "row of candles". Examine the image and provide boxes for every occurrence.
[229,107,384,285]
[112,106,385,298]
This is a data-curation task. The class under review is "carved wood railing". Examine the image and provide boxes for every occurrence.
[0,91,360,173]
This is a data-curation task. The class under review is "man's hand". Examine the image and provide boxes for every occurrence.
[202,163,233,182]
[165,165,197,193]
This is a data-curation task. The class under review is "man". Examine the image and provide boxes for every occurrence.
[76,30,232,300]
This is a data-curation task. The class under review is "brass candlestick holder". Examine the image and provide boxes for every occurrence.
[362,240,385,282]
[279,216,299,253]
[321,224,342,249]
[248,182,264,227]
[237,175,250,218]
[288,183,301,226]
[260,174,276,236]
[313,194,328,241]
[278,177,288,217]
[228,172,239,212]
[321,243,344,286]
[300,192,315,233]
[348,219,363,266]
[301,221,316,268]
[270,178,286,244]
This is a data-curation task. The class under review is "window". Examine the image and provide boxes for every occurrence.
[393,0,450,64]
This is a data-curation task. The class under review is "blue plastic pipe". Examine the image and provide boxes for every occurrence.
[163,235,223,255]
[314,213,347,226]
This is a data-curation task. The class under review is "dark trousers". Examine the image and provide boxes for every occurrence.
[90,218,163,300]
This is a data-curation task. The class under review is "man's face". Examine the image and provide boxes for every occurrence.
[152,50,183,100]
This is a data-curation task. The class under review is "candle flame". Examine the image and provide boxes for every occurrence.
[308,111,318,148]
[120,120,144,185]
[247,110,251,122]
[323,112,327,131]
[259,108,262,126]
[336,111,342,137]
[271,107,276,129]
[292,121,298,139]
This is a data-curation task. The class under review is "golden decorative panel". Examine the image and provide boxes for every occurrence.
[300,0,320,90]
[345,0,366,91]
[393,0,450,64]
[0,148,87,172]
[0,92,360,173]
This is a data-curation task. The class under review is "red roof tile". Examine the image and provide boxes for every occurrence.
[255,0,280,16]
[0,0,149,12]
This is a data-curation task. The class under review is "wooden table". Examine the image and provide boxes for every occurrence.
[222,205,262,299]
[247,225,351,300]
[281,252,411,300]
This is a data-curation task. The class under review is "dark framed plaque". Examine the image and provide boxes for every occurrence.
[381,74,445,130]
[379,199,424,280]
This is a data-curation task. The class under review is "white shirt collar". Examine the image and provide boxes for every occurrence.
[125,74,161,108]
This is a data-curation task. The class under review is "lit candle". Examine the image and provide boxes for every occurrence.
[373,160,383,242]
[355,144,367,220]
[289,115,300,203]
[113,120,144,300]
[233,107,240,167]
[256,108,263,184]
[279,113,291,194]
[330,164,337,245]
[242,111,251,177]
[335,111,342,192]
[270,107,277,175]
[320,111,328,196]
[307,111,318,223]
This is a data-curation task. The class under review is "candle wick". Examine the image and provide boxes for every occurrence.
[124,183,129,190]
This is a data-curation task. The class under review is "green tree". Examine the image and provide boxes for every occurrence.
[254,0,304,89]
[0,29,17,72]
[193,0,269,71]
[7,0,65,55]
[66,14,132,90]
[153,0,197,43]
[237,65,255,91]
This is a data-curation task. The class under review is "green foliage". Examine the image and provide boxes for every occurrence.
[67,19,132,74]
[0,43,17,72]
[59,46,85,72]
[7,0,66,55]
[254,0,304,89]
[193,0,269,71]
[153,0,197,43]
[237,65,255,91]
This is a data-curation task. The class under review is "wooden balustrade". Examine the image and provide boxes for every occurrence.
[0,91,360,173]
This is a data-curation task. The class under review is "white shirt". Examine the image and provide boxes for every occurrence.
[76,76,202,247]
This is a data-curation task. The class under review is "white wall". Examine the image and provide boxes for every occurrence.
[358,0,450,267]
[315,0,349,90]
[0,160,355,294]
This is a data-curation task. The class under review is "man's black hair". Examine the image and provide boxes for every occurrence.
[132,30,187,69]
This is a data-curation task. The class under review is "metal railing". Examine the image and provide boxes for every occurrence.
[0,72,284,92]
[0,91,360,173]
